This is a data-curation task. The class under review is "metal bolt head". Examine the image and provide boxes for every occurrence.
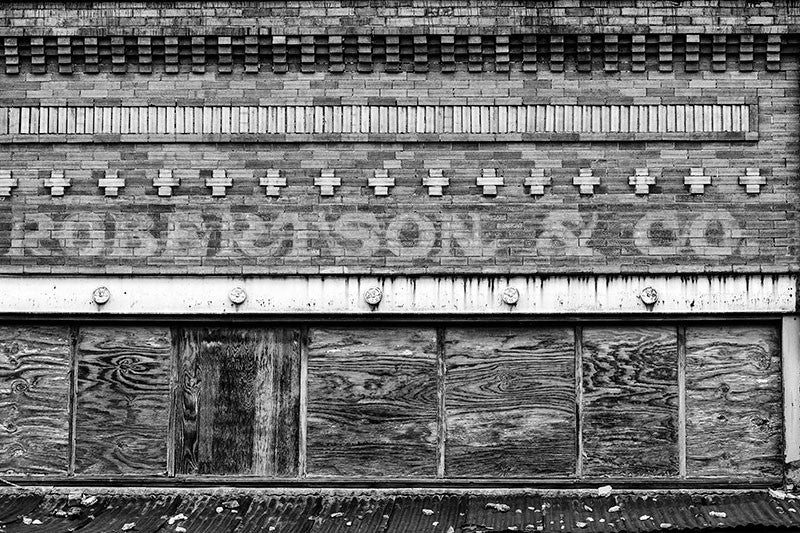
[229,286,247,305]
[364,286,383,306]
[640,286,659,306]
[501,287,520,305]
[92,286,110,305]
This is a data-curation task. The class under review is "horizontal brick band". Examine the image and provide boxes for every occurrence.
[0,34,787,75]
[0,103,757,142]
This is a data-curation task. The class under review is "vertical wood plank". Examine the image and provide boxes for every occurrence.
[685,324,782,478]
[298,326,309,478]
[0,325,71,474]
[75,326,172,475]
[174,327,301,476]
[68,326,78,476]
[582,326,679,477]
[783,316,800,471]
[436,328,446,479]
[306,327,438,477]
[677,326,687,478]
[445,327,576,477]
[575,326,583,478]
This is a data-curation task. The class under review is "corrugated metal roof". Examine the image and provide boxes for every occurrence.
[1,490,799,532]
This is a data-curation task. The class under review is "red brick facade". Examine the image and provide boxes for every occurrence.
[0,2,796,275]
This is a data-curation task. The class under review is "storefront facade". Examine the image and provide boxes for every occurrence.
[0,1,799,490]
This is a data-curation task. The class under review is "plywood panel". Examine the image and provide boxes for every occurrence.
[686,325,782,478]
[445,327,575,477]
[582,326,679,477]
[0,326,71,474]
[306,327,438,477]
[175,327,300,476]
[75,326,172,474]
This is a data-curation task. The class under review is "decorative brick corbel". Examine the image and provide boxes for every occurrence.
[525,169,551,196]
[45,170,71,197]
[206,169,233,197]
[153,169,180,197]
[316,169,340,196]
[0,170,18,197]
[260,169,286,197]
[423,169,449,196]
[739,168,765,194]
[685,168,711,194]
[628,168,655,195]
[477,169,503,196]
[573,168,599,195]
[98,169,125,196]
[370,169,394,196]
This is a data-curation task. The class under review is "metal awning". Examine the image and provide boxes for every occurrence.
[2,489,800,532]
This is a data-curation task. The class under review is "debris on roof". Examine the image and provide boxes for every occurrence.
[0,489,799,532]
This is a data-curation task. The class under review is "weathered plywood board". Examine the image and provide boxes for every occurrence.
[582,326,679,477]
[175,327,300,476]
[75,326,172,474]
[445,327,576,477]
[306,327,438,477]
[0,326,71,474]
[686,325,782,478]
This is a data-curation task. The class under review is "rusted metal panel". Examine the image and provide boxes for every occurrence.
[2,491,800,532]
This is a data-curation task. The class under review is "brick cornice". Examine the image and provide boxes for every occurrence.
[0,33,792,75]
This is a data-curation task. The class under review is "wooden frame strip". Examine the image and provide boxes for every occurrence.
[677,325,687,478]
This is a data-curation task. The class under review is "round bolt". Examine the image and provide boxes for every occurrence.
[92,286,110,305]
[364,286,383,306]
[640,286,659,306]
[229,286,247,305]
[501,287,520,306]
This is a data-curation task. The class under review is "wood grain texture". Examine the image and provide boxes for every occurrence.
[306,327,438,477]
[75,326,172,474]
[582,326,679,477]
[175,327,300,476]
[686,325,782,478]
[0,326,71,474]
[445,327,576,477]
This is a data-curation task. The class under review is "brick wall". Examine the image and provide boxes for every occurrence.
[0,1,797,275]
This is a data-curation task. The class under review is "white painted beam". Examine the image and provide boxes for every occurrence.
[0,275,792,316]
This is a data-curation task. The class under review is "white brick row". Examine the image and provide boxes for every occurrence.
[0,104,753,137]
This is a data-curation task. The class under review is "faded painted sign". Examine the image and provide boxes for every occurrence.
[0,203,780,267]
